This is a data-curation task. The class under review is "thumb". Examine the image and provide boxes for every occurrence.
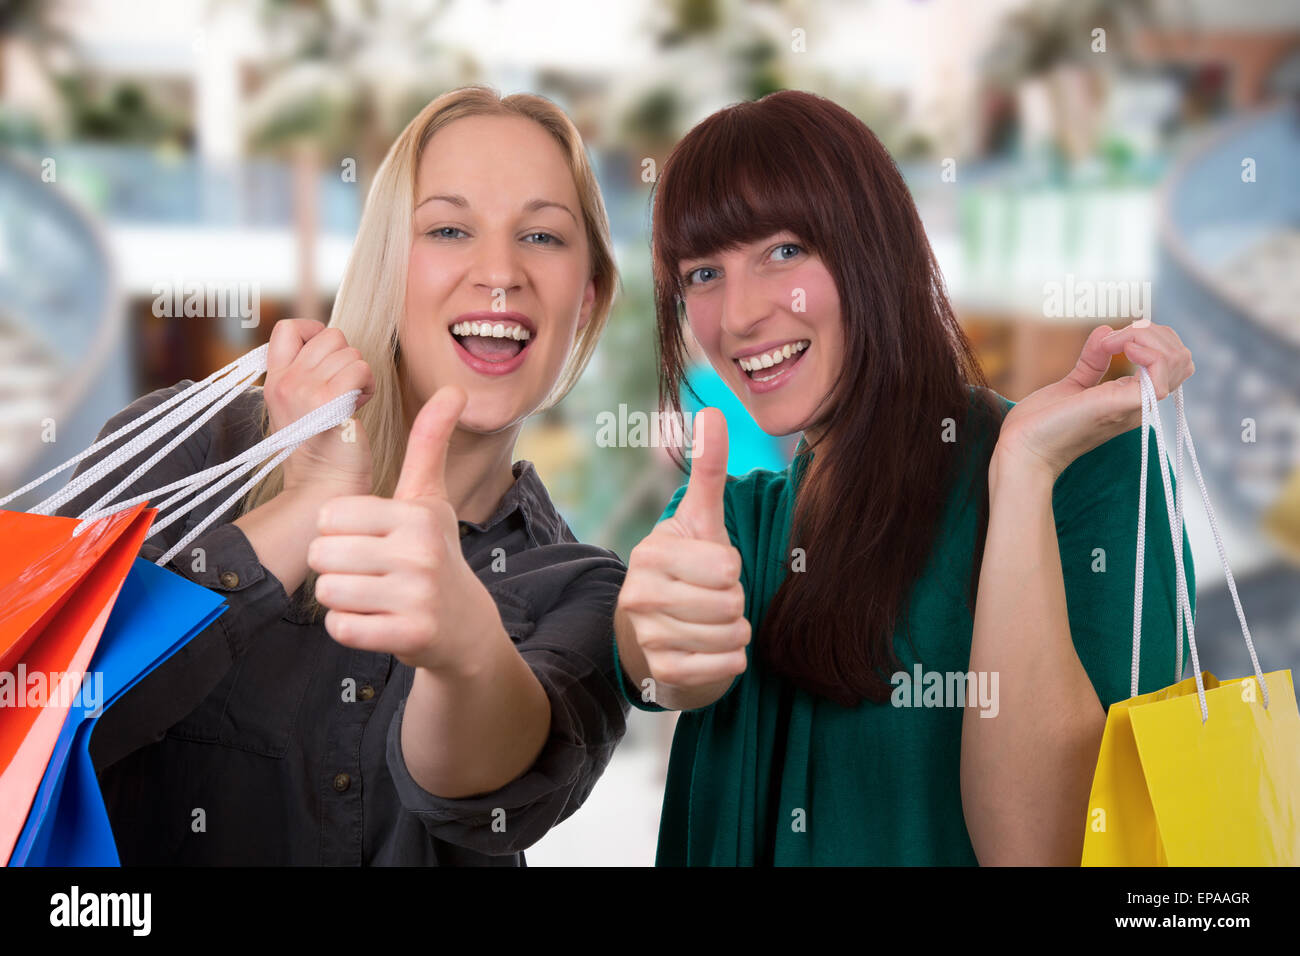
[676,407,729,542]
[395,385,467,502]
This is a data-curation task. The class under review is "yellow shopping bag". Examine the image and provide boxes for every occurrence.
[1084,670,1300,865]
[1081,370,1300,866]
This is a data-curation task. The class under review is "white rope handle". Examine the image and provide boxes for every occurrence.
[73,388,360,567]
[0,342,363,571]
[69,363,263,522]
[1131,366,1269,721]
[0,345,270,514]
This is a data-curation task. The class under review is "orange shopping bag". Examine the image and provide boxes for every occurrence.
[0,502,154,862]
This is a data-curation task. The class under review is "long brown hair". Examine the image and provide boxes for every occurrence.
[651,90,1005,707]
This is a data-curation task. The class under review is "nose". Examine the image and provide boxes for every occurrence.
[469,230,524,300]
[718,267,773,340]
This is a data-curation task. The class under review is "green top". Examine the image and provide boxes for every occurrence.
[613,391,1195,865]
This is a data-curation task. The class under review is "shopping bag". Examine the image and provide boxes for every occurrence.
[0,344,361,866]
[1082,369,1300,866]
[0,505,151,674]
[9,557,226,865]
[0,502,154,863]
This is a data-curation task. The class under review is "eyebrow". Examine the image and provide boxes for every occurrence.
[415,193,579,225]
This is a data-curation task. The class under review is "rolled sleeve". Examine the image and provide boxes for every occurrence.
[387,559,630,855]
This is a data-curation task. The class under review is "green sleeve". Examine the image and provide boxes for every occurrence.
[1052,423,1197,712]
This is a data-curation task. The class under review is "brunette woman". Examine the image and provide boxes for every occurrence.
[614,89,1195,865]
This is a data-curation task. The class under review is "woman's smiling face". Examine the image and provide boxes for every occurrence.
[401,113,596,433]
[679,232,844,438]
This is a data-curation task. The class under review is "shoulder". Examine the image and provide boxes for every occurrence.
[100,379,198,432]
[966,383,1014,434]
[54,380,267,519]
[707,464,792,508]
[495,461,627,601]
[1052,424,1150,525]
[85,377,265,475]
[508,460,624,567]
[98,379,266,445]
[964,380,1146,508]
[660,461,795,528]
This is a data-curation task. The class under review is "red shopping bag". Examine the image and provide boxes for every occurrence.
[0,502,154,862]
[0,504,152,672]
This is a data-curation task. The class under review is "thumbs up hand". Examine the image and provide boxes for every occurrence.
[308,385,503,672]
[616,408,750,703]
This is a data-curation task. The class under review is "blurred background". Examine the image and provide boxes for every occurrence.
[0,0,1296,865]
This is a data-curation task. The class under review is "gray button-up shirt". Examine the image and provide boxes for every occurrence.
[55,381,629,865]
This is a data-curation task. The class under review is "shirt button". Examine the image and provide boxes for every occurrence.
[458,522,470,538]
[219,570,240,589]
[359,685,375,701]
[332,772,351,792]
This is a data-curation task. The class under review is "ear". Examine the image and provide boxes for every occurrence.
[576,276,598,331]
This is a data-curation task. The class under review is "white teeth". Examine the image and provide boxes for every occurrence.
[451,321,531,340]
[737,340,808,372]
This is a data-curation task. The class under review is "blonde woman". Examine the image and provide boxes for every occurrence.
[56,87,626,865]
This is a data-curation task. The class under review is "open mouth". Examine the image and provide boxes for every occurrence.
[735,339,810,384]
[450,317,533,375]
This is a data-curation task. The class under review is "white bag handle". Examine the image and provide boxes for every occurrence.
[0,344,360,570]
[0,345,272,515]
[1131,366,1269,722]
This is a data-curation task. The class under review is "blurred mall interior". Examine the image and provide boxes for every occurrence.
[0,0,1297,863]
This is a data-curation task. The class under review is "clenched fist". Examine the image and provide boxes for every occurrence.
[616,408,750,704]
[264,319,375,497]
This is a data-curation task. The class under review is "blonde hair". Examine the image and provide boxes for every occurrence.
[241,86,618,618]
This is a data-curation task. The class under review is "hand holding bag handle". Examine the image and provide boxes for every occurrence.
[1132,365,1270,720]
[0,344,360,569]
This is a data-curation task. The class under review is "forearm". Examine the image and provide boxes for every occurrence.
[961,446,1107,865]
[233,485,344,595]
[400,624,551,799]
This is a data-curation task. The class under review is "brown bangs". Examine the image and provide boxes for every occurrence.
[652,103,829,289]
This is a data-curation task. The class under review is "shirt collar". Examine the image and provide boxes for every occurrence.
[457,459,570,549]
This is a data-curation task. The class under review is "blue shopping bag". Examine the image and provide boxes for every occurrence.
[9,557,225,866]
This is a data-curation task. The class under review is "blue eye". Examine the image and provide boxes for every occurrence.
[771,243,803,262]
[524,232,563,245]
[427,226,467,240]
[685,266,720,286]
